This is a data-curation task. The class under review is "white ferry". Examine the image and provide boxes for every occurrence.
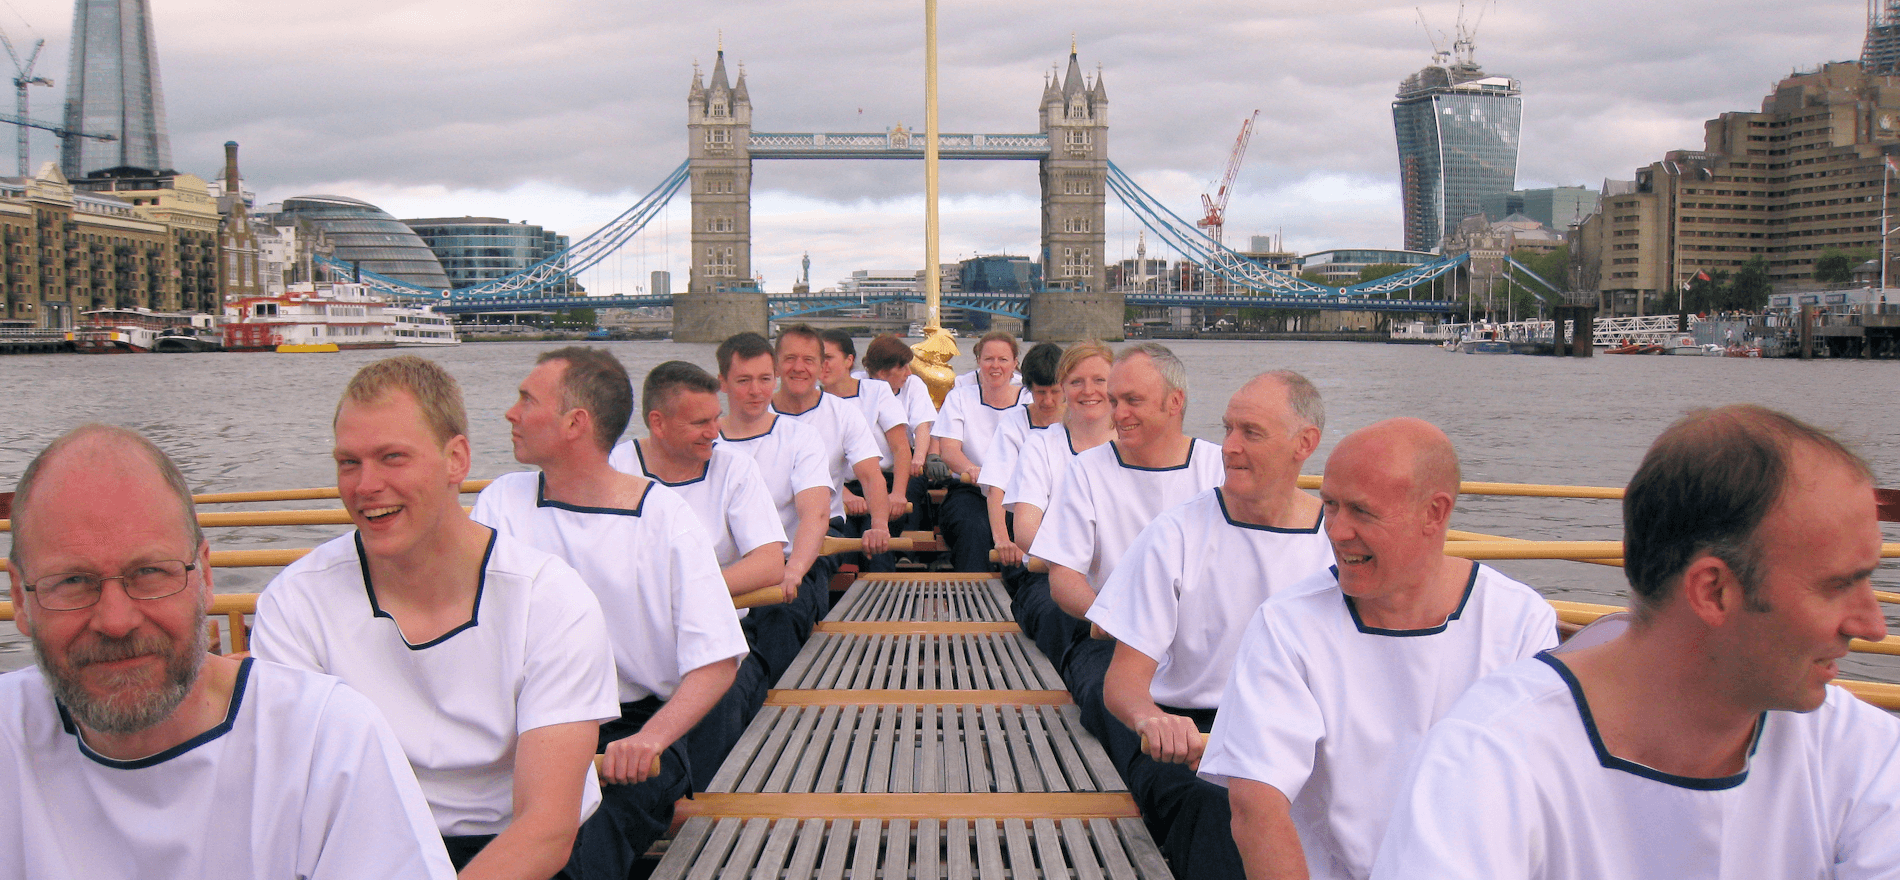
[74,309,206,354]
[222,282,459,353]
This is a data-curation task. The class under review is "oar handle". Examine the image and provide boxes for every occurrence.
[1138,731,1212,754]
[592,753,664,783]
[985,551,1049,573]
[820,536,918,555]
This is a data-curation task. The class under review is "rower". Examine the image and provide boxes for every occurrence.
[1088,372,1336,880]
[253,356,624,879]
[1032,342,1223,698]
[857,334,941,523]
[820,329,912,571]
[608,359,786,790]
[769,323,892,601]
[1007,340,1116,663]
[1371,406,1900,878]
[934,331,1031,571]
[4,425,452,878]
[713,332,833,681]
[981,342,1065,577]
[1198,418,1556,880]
[470,348,748,866]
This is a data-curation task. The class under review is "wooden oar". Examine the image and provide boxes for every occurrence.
[819,536,919,555]
[985,550,1049,573]
[592,753,663,783]
[1550,599,1900,657]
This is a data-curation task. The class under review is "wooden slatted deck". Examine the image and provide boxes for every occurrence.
[656,573,1169,880]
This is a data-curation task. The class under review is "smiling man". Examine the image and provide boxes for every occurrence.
[472,348,748,857]
[1087,372,1335,880]
[253,356,624,880]
[1196,417,1555,880]
[1371,406,1900,879]
[2,424,452,879]
[771,324,891,579]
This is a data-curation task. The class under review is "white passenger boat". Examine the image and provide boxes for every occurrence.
[222,282,459,353]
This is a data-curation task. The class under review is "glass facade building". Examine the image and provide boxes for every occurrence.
[267,196,450,290]
[958,255,1042,295]
[1392,62,1521,252]
[402,216,573,292]
[62,0,174,178]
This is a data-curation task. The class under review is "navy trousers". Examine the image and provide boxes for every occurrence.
[935,482,994,572]
[1102,704,1244,880]
[683,651,767,791]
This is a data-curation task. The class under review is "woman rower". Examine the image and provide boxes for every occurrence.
[933,331,1030,571]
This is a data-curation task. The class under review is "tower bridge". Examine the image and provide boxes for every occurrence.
[334,43,1501,337]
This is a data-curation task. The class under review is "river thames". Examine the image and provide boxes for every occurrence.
[2,339,1896,682]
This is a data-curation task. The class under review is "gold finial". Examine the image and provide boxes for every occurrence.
[1071,32,1077,55]
[718,29,724,52]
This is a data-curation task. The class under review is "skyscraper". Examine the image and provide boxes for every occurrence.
[1864,0,1900,75]
[1392,45,1521,252]
[61,0,174,178]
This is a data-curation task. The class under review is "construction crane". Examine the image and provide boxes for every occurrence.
[1197,110,1260,251]
[0,30,54,177]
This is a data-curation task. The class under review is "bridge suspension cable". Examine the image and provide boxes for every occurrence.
[1105,161,1468,298]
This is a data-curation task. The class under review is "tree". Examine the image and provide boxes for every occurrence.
[1683,270,1729,314]
[1724,257,1772,312]
[1812,248,1865,284]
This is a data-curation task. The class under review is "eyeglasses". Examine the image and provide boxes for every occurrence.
[22,560,198,611]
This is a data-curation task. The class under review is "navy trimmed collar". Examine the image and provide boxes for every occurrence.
[535,471,651,516]
[1340,561,1479,637]
[1109,438,1199,472]
[1215,487,1324,534]
[1537,652,1762,790]
[720,413,781,442]
[61,657,255,769]
[634,439,708,488]
[357,528,494,650]
[771,390,828,418]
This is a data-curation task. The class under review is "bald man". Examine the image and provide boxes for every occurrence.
[1197,418,1557,880]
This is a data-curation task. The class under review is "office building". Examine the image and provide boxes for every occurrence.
[1480,186,1600,230]
[264,195,450,290]
[1299,248,1438,285]
[403,216,574,292]
[1866,0,1900,75]
[62,0,174,178]
[1392,48,1522,252]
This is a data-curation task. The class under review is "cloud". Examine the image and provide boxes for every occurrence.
[0,0,1875,286]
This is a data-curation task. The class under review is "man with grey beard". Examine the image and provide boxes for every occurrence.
[0,424,452,879]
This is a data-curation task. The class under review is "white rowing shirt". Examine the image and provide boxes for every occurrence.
[253,531,620,839]
[833,379,909,470]
[609,439,787,568]
[977,406,1054,494]
[471,471,750,704]
[954,369,1022,388]
[935,384,1031,473]
[716,414,832,550]
[1198,564,1557,880]
[1088,488,1334,709]
[1003,422,1075,513]
[1031,438,1224,590]
[0,659,454,879]
[772,391,881,519]
[853,370,939,437]
[1368,646,1900,879]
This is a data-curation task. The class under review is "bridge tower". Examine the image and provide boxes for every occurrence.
[677,48,768,342]
[1032,49,1121,341]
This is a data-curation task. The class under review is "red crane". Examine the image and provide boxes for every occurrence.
[1197,110,1261,249]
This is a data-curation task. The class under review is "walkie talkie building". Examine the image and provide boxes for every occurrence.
[61,0,174,178]
[1392,58,1521,252]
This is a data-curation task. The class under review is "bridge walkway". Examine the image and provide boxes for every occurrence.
[653,573,1169,880]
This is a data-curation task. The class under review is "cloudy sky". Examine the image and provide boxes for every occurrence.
[0,0,1870,292]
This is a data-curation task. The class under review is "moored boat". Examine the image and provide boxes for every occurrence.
[222,282,460,352]
[74,308,204,354]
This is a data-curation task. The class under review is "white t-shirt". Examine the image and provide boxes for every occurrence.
[0,659,454,879]
[954,369,1022,387]
[773,391,882,519]
[1369,645,1900,879]
[1031,438,1225,590]
[977,406,1056,493]
[934,384,1032,472]
[852,370,939,436]
[1198,564,1558,880]
[471,471,751,704]
[1004,422,1076,513]
[1088,488,1334,709]
[717,414,832,549]
[609,439,787,568]
[832,379,909,470]
[252,531,621,838]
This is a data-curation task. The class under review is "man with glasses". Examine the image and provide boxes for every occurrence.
[2,424,452,878]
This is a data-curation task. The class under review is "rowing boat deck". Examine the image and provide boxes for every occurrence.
[655,574,1170,880]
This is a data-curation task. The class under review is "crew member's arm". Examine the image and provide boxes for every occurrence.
[885,424,912,522]
[1049,563,1097,619]
[909,421,934,476]
[852,457,891,554]
[1105,642,1204,764]
[599,657,740,785]
[461,720,598,880]
[721,542,786,596]
[938,438,978,483]
[988,487,1022,567]
[778,486,832,598]
[1012,503,1045,552]
[1228,779,1310,880]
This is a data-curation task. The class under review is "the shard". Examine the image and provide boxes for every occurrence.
[60,0,174,178]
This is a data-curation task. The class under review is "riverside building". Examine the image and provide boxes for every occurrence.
[1572,62,1900,315]
[403,216,575,292]
[1392,44,1522,253]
